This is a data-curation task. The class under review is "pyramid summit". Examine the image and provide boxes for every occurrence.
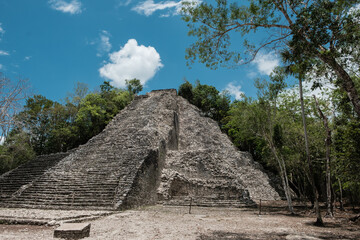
[0,89,280,210]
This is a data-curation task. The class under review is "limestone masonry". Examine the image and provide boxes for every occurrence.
[0,89,280,210]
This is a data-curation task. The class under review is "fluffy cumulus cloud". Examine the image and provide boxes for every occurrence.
[97,30,112,57]
[225,82,244,100]
[0,50,9,56]
[99,39,163,88]
[48,0,83,14]
[132,0,200,17]
[252,52,279,75]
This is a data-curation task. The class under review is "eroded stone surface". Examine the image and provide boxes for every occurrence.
[158,95,280,204]
[0,89,279,210]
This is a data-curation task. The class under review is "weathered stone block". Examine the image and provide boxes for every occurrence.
[54,223,91,239]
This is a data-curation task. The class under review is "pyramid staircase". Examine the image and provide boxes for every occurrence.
[0,90,178,210]
[0,89,280,210]
[0,152,70,201]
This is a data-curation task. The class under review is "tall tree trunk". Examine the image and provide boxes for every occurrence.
[318,54,360,117]
[299,77,324,226]
[262,92,294,214]
[338,178,344,211]
[282,163,294,214]
[313,95,333,217]
[267,139,294,214]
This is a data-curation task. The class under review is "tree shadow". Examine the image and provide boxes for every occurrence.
[197,231,288,240]
[197,230,360,240]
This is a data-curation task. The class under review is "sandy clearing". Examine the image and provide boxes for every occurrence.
[0,205,359,240]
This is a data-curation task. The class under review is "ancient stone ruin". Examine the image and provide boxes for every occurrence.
[0,89,280,210]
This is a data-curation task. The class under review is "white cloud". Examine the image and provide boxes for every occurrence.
[117,0,132,7]
[252,52,279,75]
[24,56,32,61]
[0,50,9,56]
[349,3,360,23]
[48,0,83,14]
[132,0,200,17]
[225,82,244,100]
[160,13,171,18]
[281,79,336,103]
[99,39,163,88]
[303,79,336,100]
[246,71,257,79]
[97,30,112,57]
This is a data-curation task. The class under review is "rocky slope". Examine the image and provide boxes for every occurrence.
[0,89,279,210]
[158,95,280,205]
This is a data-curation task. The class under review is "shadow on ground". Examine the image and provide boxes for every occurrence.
[197,230,360,240]
[197,231,287,240]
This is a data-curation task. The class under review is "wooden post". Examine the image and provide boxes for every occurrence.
[189,197,192,214]
[259,199,262,215]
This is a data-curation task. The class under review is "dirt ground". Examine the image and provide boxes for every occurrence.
[0,203,359,240]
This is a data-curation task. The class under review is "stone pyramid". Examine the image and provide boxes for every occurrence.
[0,89,280,210]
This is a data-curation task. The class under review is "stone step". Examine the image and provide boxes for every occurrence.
[31,180,119,184]
[18,193,115,199]
[32,179,118,183]
[20,190,115,196]
[1,203,114,210]
[25,185,118,190]
[6,197,114,204]
[18,191,114,198]
[3,197,114,203]
[162,197,257,208]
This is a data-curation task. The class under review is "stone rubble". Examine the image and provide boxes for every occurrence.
[157,94,280,207]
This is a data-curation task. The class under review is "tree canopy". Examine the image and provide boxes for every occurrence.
[182,0,360,116]
[126,79,143,97]
[178,80,230,123]
[2,81,134,159]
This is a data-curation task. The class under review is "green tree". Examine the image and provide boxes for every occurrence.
[126,79,143,97]
[178,80,230,123]
[224,73,336,220]
[75,87,131,144]
[1,81,133,174]
[0,130,35,174]
[182,0,360,116]
[313,94,334,217]
[332,77,360,207]
[230,74,295,214]
[100,81,114,93]
[178,80,194,103]
[333,120,360,205]
[66,81,89,108]
[17,95,57,155]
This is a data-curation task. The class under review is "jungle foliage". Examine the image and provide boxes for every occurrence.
[0,80,140,174]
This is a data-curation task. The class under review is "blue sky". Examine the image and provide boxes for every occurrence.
[0,0,280,102]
